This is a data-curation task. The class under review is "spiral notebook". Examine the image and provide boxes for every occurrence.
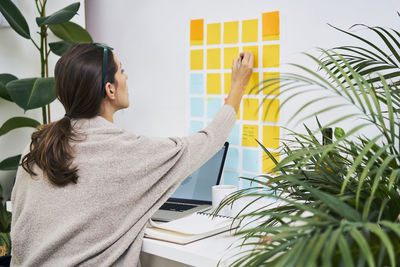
[145,210,239,244]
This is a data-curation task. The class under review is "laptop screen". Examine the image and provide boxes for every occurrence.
[169,142,229,203]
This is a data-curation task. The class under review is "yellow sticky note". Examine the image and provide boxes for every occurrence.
[224,73,231,94]
[242,124,259,147]
[190,49,203,70]
[223,21,239,44]
[263,45,280,68]
[190,19,204,45]
[263,126,280,149]
[263,72,280,95]
[207,48,221,69]
[244,72,259,95]
[243,98,259,121]
[262,99,280,122]
[207,23,221,45]
[263,152,279,173]
[262,11,279,41]
[206,73,221,94]
[243,46,259,68]
[224,47,239,69]
[242,19,258,43]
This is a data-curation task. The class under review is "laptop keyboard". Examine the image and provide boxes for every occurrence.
[160,202,197,212]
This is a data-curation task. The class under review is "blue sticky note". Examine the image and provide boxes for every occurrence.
[227,124,240,146]
[189,120,204,134]
[241,173,257,188]
[242,149,260,172]
[223,170,239,187]
[190,73,204,94]
[206,98,222,118]
[225,147,239,169]
[190,97,204,118]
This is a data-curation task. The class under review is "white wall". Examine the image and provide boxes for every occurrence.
[0,0,86,200]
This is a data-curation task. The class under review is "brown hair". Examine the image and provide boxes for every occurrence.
[21,43,118,186]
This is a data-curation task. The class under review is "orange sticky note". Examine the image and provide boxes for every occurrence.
[244,72,259,95]
[263,126,280,149]
[242,46,259,68]
[190,19,204,45]
[223,21,239,44]
[206,73,221,94]
[262,99,280,122]
[263,72,280,95]
[262,11,279,41]
[207,23,221,45]
[190,49,203,70]
[207,48,221,69]
[263,152,279,173]
[224,47,239,69]
[243,98,259,121]
[263,45,280,68]
[242,19,258,43]
[224,73,231,94]
[242,124,259,147]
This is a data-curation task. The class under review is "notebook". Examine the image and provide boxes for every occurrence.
[145,210,239,244]
[151,142,229,222]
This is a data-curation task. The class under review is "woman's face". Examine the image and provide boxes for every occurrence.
[112,54,129,109]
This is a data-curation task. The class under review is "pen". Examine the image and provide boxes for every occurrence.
[237,54,244,69]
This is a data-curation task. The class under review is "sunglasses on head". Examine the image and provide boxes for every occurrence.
[93,43,114,95]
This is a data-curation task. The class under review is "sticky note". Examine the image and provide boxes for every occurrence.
[263,72,280,95]
[242,19,258,43]
[190,97,204,118]
[189,120,204,134]
[243,149,260,172]
[263,152,279,173]
[263,126,280,149]
[190,73,204,94]
[225,147,239,169]
[206,98,222,118]
[223,170,239,187]
[243,46,259,68]
[206,73,221,94]
[223,21,239,44]
[242,124,259,147]
[224,47,239,69]
[190,19,204,45]
[190,49,203,70]
[224,73,231,94]
[262,11,279,41]
[263,45,280,68]
[243,98,259,121]
[207,23,221,45]
[207,48,221,69]
[227,124,240,145]
[262,99,280,122]
[244,72,259,95]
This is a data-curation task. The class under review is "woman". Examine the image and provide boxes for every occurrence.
[10,43,254,266]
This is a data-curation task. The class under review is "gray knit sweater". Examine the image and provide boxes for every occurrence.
[10,105,236,267]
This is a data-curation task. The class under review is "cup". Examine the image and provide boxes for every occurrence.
[212,185,237,217]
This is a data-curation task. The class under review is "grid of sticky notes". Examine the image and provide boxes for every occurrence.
[189,12,281,189]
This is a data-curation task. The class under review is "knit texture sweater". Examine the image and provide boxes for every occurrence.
[10,105,236,267]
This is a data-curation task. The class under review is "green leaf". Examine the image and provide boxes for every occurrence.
[0,155,21,171]
[350,228,375,267]
[0,117,40,137]
[6,78,56,111]
[49,21,93,42]
[334,127,345,139]
[0,74,17,101]
[36,2,80,26]
[0,0,30,39]
[49,41,77,56]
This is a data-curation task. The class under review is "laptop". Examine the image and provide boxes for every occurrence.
[152,142,229,222]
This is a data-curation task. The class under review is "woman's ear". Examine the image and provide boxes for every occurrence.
[104,82,116,99]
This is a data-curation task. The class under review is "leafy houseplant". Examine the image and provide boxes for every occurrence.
[216,21,400,266]
[0,0,92,255]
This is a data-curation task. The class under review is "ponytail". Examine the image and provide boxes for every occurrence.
[21,116,80,186]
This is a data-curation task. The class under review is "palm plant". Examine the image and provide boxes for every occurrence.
[216,19,400,266]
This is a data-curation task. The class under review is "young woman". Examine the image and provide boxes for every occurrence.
[10,43,254,266]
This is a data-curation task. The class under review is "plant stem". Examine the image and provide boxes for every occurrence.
[39,0,47,124]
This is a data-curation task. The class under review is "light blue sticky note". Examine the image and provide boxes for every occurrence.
[190,73,204,94]
[225,147,239,169]
[206,98,222,118]
[241,172,257,188]
[189,120,204,134]
[227,124,240,146]
[223,170,239,187]
[242,149,260,172]
[190,97,204,118]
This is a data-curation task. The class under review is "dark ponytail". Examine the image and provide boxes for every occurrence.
[21,43,118,186]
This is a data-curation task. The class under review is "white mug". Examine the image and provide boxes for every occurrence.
[212,185,237,217]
